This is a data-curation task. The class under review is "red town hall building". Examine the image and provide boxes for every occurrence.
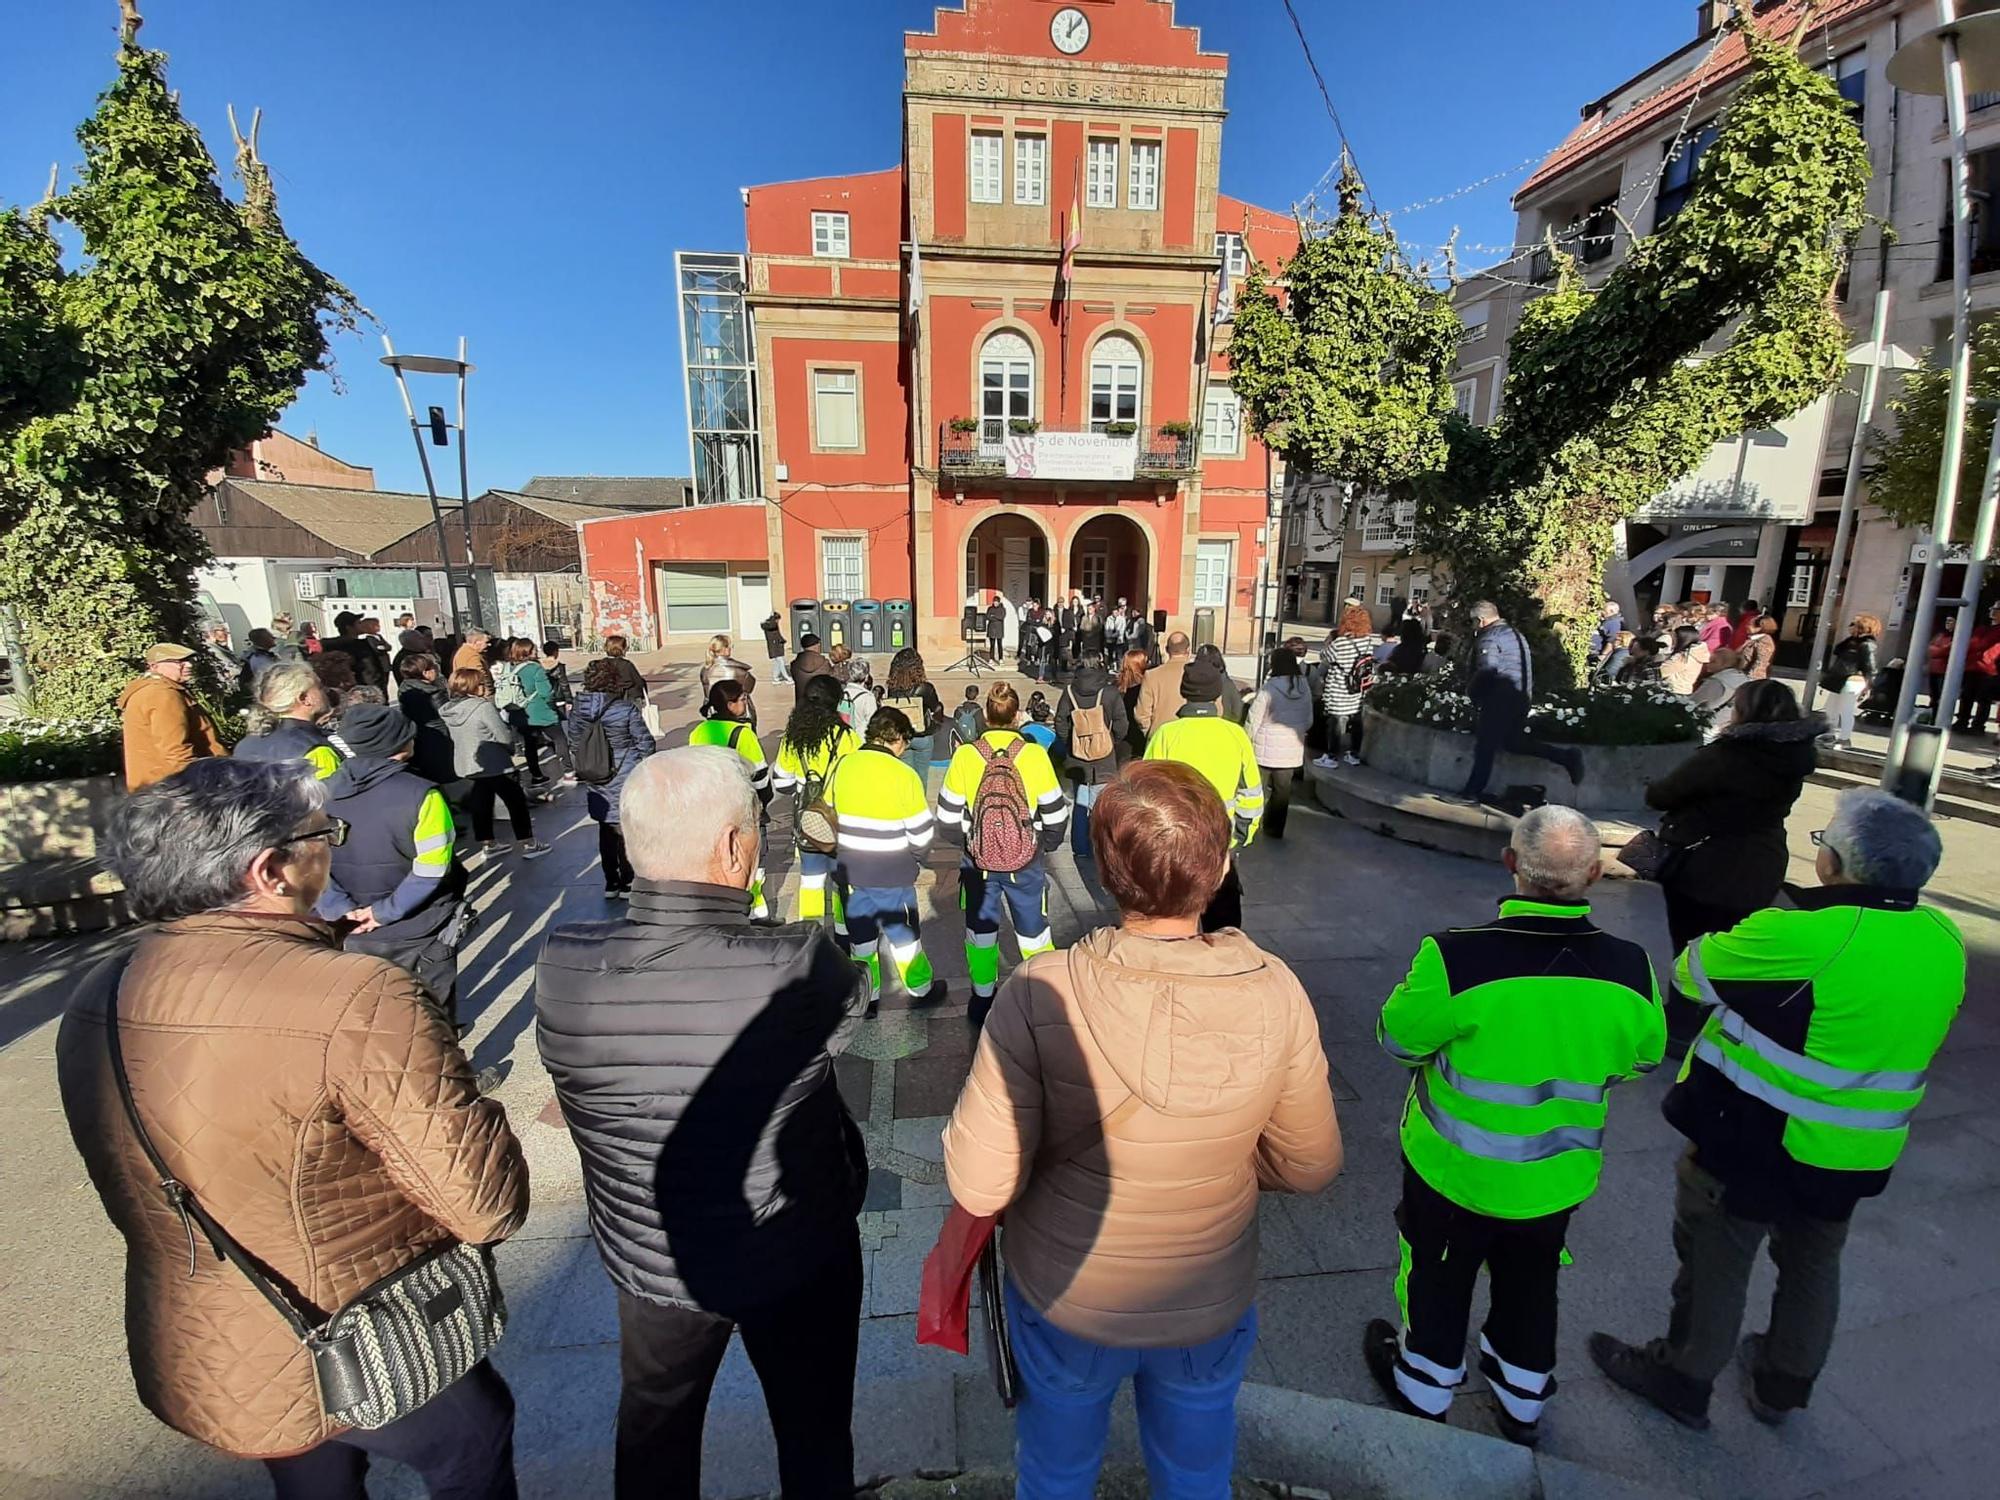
[581,0,1294,659]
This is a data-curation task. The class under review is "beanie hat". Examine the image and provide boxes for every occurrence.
[335,703,415,758]
[1180,658,1226,702]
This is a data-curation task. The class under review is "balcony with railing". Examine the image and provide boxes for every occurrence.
[936,423,1199,485]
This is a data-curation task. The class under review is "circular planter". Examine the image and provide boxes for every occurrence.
[0,773,121,864]
[1360,707,1693,813]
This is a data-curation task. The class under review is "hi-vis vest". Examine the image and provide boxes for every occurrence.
[824,744,934,889]
[1672,888,1964,1181]
[1380,899,1666,1220]
[688,718,772,800]
[1143,707,1265,847]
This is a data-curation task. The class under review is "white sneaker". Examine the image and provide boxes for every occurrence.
[1313,754,1339,770]
[1342,753,1361,766]
[520,841,552,861]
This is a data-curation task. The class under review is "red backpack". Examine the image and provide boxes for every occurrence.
[966,737,1040,873]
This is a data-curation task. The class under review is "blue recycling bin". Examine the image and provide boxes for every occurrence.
[886,599,914,650]
[820,600,852,650]
[854,598,883,651]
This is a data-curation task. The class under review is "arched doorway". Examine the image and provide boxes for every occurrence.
[965,511,1049,609]
[1067,513,1151,612]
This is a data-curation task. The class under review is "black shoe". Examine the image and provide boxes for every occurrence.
[968,992,995,1031]
[1363,1318,1445,1422]
[1589,1333,1710,1430]
[1477,1350,1544,1448]
[911,981,948,1009]
[474,1061,510,1096]
[1737,1335,1789,1426]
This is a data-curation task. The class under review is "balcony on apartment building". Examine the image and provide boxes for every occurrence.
[937,422,1199,488]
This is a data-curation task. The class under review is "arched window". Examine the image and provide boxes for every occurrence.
[1089,333,1143,433]
[980,330,1036,450]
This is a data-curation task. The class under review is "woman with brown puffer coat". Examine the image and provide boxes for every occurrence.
[943,762,1341,1496]
[56,758,530,1495]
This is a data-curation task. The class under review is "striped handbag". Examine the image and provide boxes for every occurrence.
[106,972,506,1431]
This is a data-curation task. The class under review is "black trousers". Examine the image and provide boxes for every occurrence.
[503,705,541,780]
[1260,765,1295,838]
[466,774,534,842]
[529,723,573,778]
[598,821,634,890]
[987,629,1004,661]
[1200,856,1244,934]
[1395,1161,1573,1419]
[614,1232,862,1500]
[346,904,463,1027]
[1463,695,1573,798]
[265,1360,516,1500]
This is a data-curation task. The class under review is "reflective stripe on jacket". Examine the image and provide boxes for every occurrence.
[231,718,342,779]
[1664,887,1965,1218]
[1379,899,1665,1220]
[936,730,1070,851]
[825,744,934,888]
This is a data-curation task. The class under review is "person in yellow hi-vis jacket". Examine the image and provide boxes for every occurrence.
[1144,656,1264,932]
[824,705,942,1014]
[690,681,775,919]
[937,682,1069,1026]
[772,674,860,928]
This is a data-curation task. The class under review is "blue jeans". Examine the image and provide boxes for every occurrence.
[1070,781,1102,858]
[1005,1281,1257,1500]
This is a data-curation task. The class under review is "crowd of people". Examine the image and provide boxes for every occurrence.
[64,610,1973,1500]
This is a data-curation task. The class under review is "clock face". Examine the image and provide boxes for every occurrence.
[1051,6,1091,55]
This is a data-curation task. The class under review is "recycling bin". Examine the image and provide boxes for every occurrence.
[820,599,852,650]
[885,598,914,650]
[854,598,883,651]
[790,598,821,646]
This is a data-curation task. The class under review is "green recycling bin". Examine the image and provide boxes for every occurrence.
[886,599,914,649]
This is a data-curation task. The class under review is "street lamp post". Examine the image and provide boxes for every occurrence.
[1882,0,2000,806]
[380,337,481,639]
[1803,293,1919,717]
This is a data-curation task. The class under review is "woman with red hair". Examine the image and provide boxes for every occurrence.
[1314,602,1381,769]
[943,761,1342,1496]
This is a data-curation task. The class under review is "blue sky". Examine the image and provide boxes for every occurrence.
[1,1,1694,494]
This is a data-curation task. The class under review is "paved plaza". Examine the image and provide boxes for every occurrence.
[1,661,1996,1499]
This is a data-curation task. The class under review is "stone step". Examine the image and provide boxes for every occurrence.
[1808,760,2000,830]
[0,856,132,942]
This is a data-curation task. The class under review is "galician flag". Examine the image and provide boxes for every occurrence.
[907,238,925,322]
[1059,174,1082,306]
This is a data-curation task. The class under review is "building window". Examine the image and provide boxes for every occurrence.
[1079,548,1109,599]
[1654,121,1719,228]
[1376,572,1398,608]
[1087,138,1119,209]
[1824,49,1866,124]
[822,536,864,602]
[1361,495,1415,551]
[1202,387,1243,456]
[811,212,849,259]
[980,330,1035,449]
[1938,148,2000,280]
[1786,560,1817,609]
[970,131,1004,204]
[1014,133,1046,206]
[1089,333,1143,432]
[1128,139,1162,211]
[812,369,860,451]
[1214,231,1248,318]
[1409,572,1433,605]
[1453,380,1478,422]
[1459,300,1490,344]
[1194,539,1232,608]
[1349,567,1367,600]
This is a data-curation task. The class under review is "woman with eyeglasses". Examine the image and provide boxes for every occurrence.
[55,757,530,1498]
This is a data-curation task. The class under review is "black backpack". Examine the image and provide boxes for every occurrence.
[573,715,616,785]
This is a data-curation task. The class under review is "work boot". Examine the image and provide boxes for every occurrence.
[1737,1335,1791,1426]
[1362,1318,1445,1423]
[1588,1333,1711,1430]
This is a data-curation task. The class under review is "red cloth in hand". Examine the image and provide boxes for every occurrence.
[916,1205,997,1355]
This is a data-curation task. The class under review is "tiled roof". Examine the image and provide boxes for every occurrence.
[518,476,693,511]
[218,480,452,559]
[484,490,667,526]
[1515,0,1888,203]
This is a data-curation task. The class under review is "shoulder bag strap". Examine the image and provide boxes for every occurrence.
[103,961,315,1338]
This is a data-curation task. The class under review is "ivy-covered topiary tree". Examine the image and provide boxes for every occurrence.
[1865,320,2000,542]
[0,0,359,718]
[1231,13,1869,681]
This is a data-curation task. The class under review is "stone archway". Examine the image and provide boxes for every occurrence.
[1065,511,1154,613]
[964,510,1051,613]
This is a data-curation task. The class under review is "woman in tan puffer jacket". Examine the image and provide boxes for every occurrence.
[56,758,529,1495]
[943,760,1341,1498]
